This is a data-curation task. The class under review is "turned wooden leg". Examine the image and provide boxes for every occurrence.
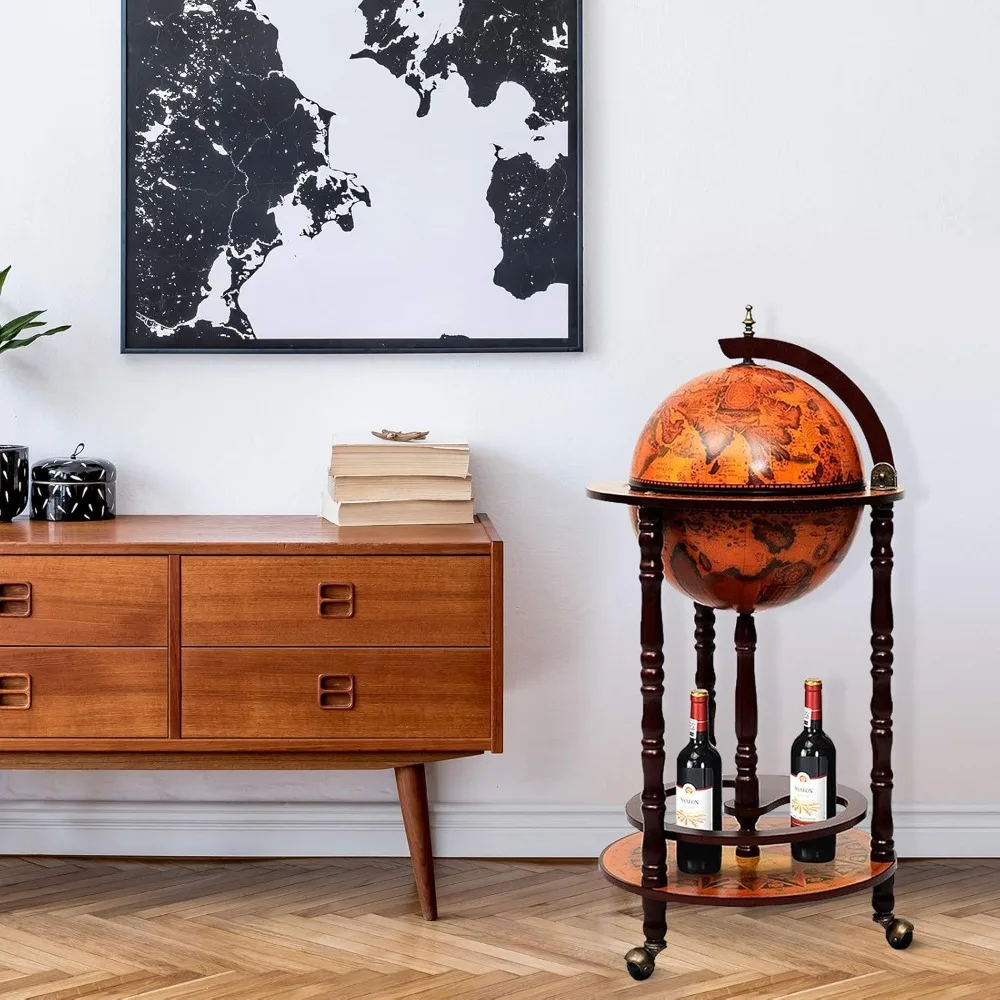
[869,506,911,947]
[869,506,895,872]
[637,508,668,895]
[642,898,667,955]
[734,612,760,858]
[873,874,895,923]
[624,507,668,980]
[694,604,717,745]
[395,764,438,921]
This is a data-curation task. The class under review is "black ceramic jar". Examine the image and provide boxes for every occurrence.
[31,444,116,521]
[0,446,29,521]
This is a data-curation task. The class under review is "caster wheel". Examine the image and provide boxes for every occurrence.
[625,946,656,981]
[886,918,914,950]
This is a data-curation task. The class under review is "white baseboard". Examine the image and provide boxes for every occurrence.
[892,806,1000,859]
[0,801,992,859]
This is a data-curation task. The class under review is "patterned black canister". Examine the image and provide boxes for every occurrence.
[31,444,116,521]
[0,446,29,521]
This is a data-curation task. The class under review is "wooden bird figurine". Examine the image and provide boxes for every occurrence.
[371,429,430,442]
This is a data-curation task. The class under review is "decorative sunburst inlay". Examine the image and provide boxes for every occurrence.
[601,827,893,904]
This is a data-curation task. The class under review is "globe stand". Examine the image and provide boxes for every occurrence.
[588,322,911,981]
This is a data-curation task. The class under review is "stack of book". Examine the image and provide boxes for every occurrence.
[322,442,473,526]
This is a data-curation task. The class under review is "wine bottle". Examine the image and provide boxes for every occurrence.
[790,678,837,863]
[676,689,723,875]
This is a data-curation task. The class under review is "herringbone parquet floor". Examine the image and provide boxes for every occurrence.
[0,856,993,999]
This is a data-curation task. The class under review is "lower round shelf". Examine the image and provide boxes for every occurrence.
[600,827,895,907]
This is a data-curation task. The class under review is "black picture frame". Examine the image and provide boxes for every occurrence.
[121,1,583,355]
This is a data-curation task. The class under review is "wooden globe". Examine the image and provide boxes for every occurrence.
[630,361,865,612]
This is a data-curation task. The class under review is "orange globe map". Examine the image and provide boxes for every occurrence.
[630,362,866,610]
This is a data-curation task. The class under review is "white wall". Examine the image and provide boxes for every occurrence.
[0,0,998,857]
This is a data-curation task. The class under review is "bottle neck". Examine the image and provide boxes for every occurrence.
[689,698,710,744]
[803,685,823,733]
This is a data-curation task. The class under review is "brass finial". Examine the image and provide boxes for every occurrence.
[741,305,757,364]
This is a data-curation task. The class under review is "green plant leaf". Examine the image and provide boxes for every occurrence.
[0,311,46,342]
[4,321,45,336]
[0,268,71,352]
[0,325,72,354]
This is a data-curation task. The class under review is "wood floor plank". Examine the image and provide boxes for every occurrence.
[0,856,989,997]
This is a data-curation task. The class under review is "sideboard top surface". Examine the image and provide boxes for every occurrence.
[0,514,499,555]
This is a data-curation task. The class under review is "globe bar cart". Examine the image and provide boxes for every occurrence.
[587,309,911,981]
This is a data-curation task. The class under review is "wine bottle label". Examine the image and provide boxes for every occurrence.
[789,772,828,825]
[676,782,712,830]
[803,707,815,726]
[689,718,698,739]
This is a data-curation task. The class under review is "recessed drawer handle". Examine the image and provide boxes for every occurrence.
[0,674,31,710]
[318,583,354,619]
[318,674,355,710]
[0,583,31,618]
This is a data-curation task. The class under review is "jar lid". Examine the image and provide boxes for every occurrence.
[32,444,117,484]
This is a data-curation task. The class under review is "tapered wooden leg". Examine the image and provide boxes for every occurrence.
[395,764,438,921]
[694,604,717,745]
[624,507,668,981]
[734,612,760,859]
[869,506,912,948]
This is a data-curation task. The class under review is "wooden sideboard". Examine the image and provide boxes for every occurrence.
[0,515,503,920]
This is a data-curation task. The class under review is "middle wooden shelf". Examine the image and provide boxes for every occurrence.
[624,774,868,846]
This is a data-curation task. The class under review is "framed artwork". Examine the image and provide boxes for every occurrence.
[122,1,583,354]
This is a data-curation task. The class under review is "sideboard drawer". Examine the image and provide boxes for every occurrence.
[0,648,167,737]
[181,556,491,647]
[181,648,491,741]
[0,557,168,646]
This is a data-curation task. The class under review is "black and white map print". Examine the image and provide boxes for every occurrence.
[124,0,582,352]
